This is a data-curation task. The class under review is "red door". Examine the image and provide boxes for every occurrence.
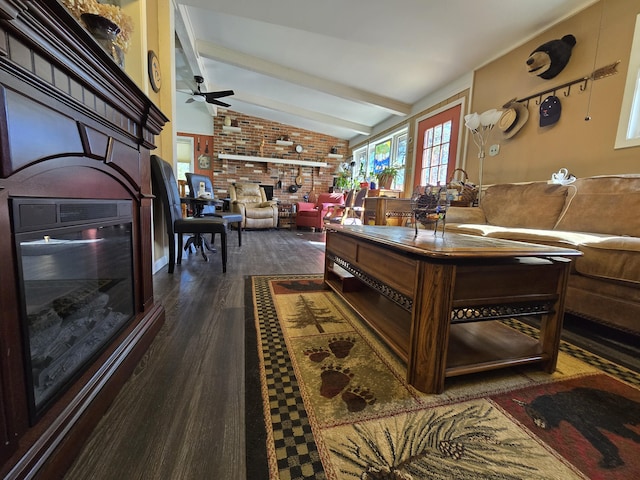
[414,104,461,188]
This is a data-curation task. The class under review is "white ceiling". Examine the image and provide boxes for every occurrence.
[174,0,596,141]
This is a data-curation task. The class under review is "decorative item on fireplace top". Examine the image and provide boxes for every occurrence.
[81,13,125,67]
[62,0,133,54]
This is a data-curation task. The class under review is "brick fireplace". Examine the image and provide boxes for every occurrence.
[0,2,167,478]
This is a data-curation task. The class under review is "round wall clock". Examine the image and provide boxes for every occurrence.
[148,50,162,93]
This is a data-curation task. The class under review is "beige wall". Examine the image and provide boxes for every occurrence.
[466,0,640,186]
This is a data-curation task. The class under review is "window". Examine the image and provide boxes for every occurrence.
[414,103,461,188]
[616,13,640,149]
[353,127,408,190]
[176,136,194,181]
[419,121,451,185]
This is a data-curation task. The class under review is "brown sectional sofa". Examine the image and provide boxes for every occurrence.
[445,174,640,335]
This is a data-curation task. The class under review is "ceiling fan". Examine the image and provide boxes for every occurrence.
[185,75,234,107]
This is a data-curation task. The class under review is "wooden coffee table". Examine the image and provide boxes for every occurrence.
[324,225,582,393]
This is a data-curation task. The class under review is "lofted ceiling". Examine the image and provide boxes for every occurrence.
[174,0,597,141]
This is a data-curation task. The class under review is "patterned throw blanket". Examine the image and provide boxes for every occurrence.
[247,274,640,480]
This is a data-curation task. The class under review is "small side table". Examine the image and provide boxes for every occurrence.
[278,203,296,230]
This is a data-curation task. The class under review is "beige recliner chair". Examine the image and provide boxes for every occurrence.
[229,183,278,229]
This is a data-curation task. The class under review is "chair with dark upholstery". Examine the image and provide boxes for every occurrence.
[185,172,217,215]
[185,173,243,246]
[151,155,228,273]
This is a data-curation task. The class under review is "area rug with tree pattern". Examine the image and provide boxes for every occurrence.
[245,274,640,480]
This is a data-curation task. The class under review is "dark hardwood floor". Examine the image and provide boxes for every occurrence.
[63,228,327,480]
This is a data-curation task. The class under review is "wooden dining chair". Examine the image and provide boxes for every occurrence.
[151,155,228,273]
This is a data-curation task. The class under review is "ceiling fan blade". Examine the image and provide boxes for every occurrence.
[203,90,234,100]
[185,97,195,104]
[208,99,231,107]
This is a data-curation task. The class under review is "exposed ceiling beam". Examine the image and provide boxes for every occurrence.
[195,40,412,116]
[174,4,217,116]
[232,92,372,136]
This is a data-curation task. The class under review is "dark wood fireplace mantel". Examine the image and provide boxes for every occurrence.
[0,1,168,478]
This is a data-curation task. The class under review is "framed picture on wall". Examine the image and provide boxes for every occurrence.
[373,140,391,174]
[198,154,211,169]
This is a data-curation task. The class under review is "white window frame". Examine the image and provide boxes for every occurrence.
[352,126,409,190]
[615,13,640,149]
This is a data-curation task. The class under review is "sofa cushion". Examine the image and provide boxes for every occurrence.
[575,237,640,285]
[445,224,497,236]
[445,206,487,224]
[482,183,568,229]
[554,175,640,236]
[483,228,609,248]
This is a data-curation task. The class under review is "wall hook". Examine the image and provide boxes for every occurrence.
[579,78,589,91]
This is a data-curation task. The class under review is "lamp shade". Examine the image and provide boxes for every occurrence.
[464,112,480,130]
[479,109,502,127]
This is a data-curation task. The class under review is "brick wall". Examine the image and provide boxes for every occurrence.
[180,110,349,203]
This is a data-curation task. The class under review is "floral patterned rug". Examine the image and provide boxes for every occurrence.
[246,274,640,480]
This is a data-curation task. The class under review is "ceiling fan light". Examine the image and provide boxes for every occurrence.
[193,95,206,103]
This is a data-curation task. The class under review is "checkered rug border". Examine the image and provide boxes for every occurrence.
[253,275,325,479]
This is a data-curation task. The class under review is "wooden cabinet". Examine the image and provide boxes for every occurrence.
[363,197,413,226]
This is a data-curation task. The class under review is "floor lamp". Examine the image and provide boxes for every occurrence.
[464,109,502,205]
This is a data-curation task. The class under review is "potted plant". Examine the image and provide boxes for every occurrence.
[335,171,355,191]
[376,166,399,189]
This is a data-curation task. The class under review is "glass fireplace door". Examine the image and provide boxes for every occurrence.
[12,198,135,420]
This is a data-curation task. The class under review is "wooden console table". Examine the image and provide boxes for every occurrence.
[363,197,413,226]
[324,226,581,393]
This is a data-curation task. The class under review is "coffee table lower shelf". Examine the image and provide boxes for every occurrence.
[325,267,548,391]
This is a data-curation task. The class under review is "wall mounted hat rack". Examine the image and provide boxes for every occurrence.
[512,60,620,107]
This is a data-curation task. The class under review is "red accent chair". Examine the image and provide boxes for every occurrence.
[295,192,345,231]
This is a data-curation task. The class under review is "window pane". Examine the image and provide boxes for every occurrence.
[425,128,433,148]
[422,148,431,168]
[442,120,452,143]
[396,134,407,164]
[433,125,442,146]
[432,145,441,166]
[421,169,429,185]
[438,167,448,185]
[429,168,439,185]
[441,143,450,165]
[176,161,190,182]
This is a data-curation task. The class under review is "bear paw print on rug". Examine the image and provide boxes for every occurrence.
[320,364,354,398]
[342,385,377,412]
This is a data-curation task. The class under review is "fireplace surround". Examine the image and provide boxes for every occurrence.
[0,2,168,478]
